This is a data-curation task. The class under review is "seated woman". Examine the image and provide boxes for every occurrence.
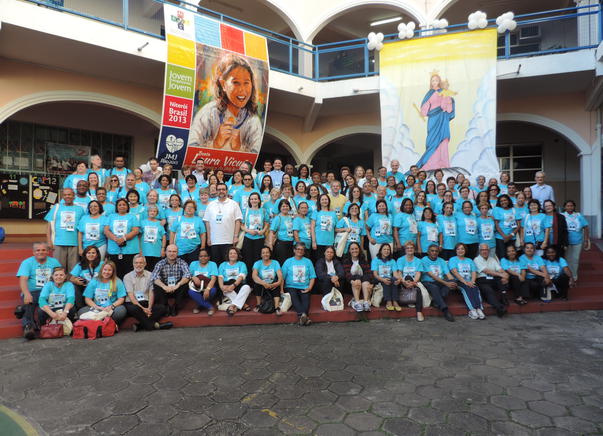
[69,245,102,310]
[501,245,529,305]
[252,246,283,315]
[342,242,373,313]
[315,246,345,296]
[188,248,219,315]
[519,242,551,301]
[282,242,316,326]
[79,260,127,324]
[543,246,575,300]
[218,247,252,316]
[449,243,485,320]
[38,267,76,326]
[371,243,399,311]
[395,241,425,321]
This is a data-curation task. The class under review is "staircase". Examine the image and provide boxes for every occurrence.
[0,242,601,339]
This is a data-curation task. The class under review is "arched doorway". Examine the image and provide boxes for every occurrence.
[310,133,381,173]
[256,133,297,170]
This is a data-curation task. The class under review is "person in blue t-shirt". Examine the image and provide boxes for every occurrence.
[449,243,484,320]
[16,243,62,339]
[455,201,479,259]
[371,244,399,311]
[562,200,590,281]
[366,199,394,260]
[170,200,206,264]
[218,247,252,316]
[543,246,574,300]
[493,195,519,260]
[420,245,456,322]
[80,260,128,324]
[519,243,551,300]
[77,200,108,259]
[476,203,496,257]
[45,188,85,273]
[500,245,529,305]
[282,243,316,326]
[252,246,283,314]
[393,199,418,255]
[416,207,440,257]
[521,200,551,252]
[38,266,76,326]
[395,241,425,321]
[270,199,295,266]
[104,198,140,279]
[293,202,313,256]
[139,204,167,272]
[436,203,457,260]
[335,203,366,256]
[188,249,219,315]
[242,193,270,274]
[311,194,338,259]
[69,245,102,309]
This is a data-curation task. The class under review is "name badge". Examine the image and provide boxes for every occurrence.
[167,276,177,286]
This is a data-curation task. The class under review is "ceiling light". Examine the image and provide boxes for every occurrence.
[370,17,402,27]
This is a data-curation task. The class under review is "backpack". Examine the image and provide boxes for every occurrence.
[258,289,275,314]
[72,317,117,340]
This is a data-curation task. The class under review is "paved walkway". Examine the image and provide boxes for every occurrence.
[1,311,602,436]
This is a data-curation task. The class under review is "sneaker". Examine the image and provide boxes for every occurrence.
[416,312,425,322]
[476,308,486,320]
[23,324,35,340]
[353,301,363,312]
[299,313,308,326]
[132,323,140,332]
[363,301,371,312]
[468,309,479,320]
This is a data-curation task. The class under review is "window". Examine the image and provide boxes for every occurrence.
[0,120,133,174]
[497,143,543,189]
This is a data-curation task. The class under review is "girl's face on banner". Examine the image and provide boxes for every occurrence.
[221,67,252,109]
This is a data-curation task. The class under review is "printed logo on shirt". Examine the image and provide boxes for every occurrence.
[320,215,333,232]
[48,292,65,308]
[427,225,438,242]
[378,265,392,278]
[113,220,128,237]
[85,223,100,241]
[465,218,477,235]
[261,268,275,282]
[481,223,494,240]
[36,267,52,288]
[60,211,76,231]
[95,288,110,305]
[292,265,306,283]
[444,220,456,237]
[144,226,158,243]
[181,222,197,239]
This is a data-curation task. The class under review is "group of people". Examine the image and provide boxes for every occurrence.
[16,154,591,339]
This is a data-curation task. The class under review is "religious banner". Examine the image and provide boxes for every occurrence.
[156,4,270,173]
[379,29,498,179]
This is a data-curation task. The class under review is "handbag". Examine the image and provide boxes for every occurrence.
[39,320,64,339]
[189,275,210,292]
[258,289,275,314]
[55,309,73,335]
[80,308,112,321]
[321,287,344,311]
[279,292,292,312]
[399,286,418,304]
[334,218,351,258]
[371,283,383,307]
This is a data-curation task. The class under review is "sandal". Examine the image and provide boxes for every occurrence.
[207,309,215,316]
[394,305,402,312]
[386,305,395,311]
[253,307,260,313]
[275,308,282,317]
[226,305,237,317]
[193,308,200,314]
[242,305,252,312]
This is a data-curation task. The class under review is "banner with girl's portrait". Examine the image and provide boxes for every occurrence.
[156,4,270,173]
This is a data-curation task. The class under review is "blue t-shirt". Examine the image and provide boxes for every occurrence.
[165,208,183,232]
[45,204,85,247]
[387,171,404,183]
[227,183,244,198]
[77,214,107,248]
[394,213,418,245]
[477,216,496,248]
[335,217,365,253]
[63,174,88,190]
[270,214,294,242]
[520,254,545,279]
[292,216,313,248]
[129,204,146,223]
[135,182,150,204]
[243,208,269,240]
[141,204,166,222]
[417,221,439,252]
[282,256,316,289]
[421,257,450,282]
[100,202,116,216]
[218,261,248,282]
[253,259,281,284]
[371,257,397,279]
[156,188,177,209]
[189,260,219,278]
[17,256,62,293]
[514,205,528,223]
[107,167,131,187]
[562,212,589,245]
[448,256,477,281]
[72,195,91,211]
[180,187,200,206]
[84,278,127,307]
[396,256,423,279]
[233,188,259,213]
[39,281,76,309]
[501,257,526,276]
[455,212,479,244]
[544,257,568,279]
[493,207,518,239]
[436,215,457,250]
[140,219,166,257]
[171,216,206,255]
[522,213,550,244]
[312,210,337,246]
[70,263,102,284]
[366,213,394,244]
[105,212,140,255]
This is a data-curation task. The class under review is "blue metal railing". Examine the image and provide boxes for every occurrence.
[24,0,602,81]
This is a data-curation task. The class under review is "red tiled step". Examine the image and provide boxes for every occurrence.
[0,319,23,339]
[0,300,20,318]
[0,286,21,301]
[0,260,21,273]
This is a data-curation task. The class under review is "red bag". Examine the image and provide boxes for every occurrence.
[39,321,64,339]
[72,317,117,340]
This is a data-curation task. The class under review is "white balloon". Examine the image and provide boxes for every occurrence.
[367,40,376,50]
[408,21,416,30]
[507,20,517,31]
[439,19,448,28]
[376,32,384,42]
[468,21,477,30]
[397,22,406,32]
[478,18,488,28]
[496,16,503,25]
[406,29,414,39]
[368,31,376,41]
[497,25,506,34]
[376,42,384,51]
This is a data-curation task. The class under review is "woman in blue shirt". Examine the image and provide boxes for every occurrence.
[218,247,252,316]
[252,246,283,314]
[371,243,399,311]
[139,204,166,272]
[79,260,127,324]
[104,199,140,279]
[366,199,394,261]
[413,191,429,222]
[293,202,313,257]
[521,199,551,253]
[519,242,551,301]
[335,203,365,256]
[311,194,337,260]
[282,242,316,326]
[126,190,146,223]
[241,192,269,274]
[38,266,76,325]
[477,203,496,257]
[165,194,183,234]
[487,185,500,208]
[106,175,121,204]
[188,248,219,316]
[70,245,102,309]
[258,175,273,204]
[500,245,529,305]
[455,201,479,259]
[227,170,244,197]
[233,174,259,214]
[562,200,590,281]
[156,175,178,210]
[305,184,322,215]
[449,243,484,320]
[144,190,166,226]
[269,199,295,267]
[343,186,364,216]
[395,241,425,321]
[543,246,574,300]
[181,175,200,205]
[294,181,308,207]
[170,200,206,265]
[393,199,418,255]
[416,207,440,257]
[77,200,108,259]
[436,203,457,260]
[493,194,518,259]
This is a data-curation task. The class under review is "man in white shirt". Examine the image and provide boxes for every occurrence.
[192,158,206,185]
[530,171,555,207]
[203,183,243,262]
[474,243,509,317]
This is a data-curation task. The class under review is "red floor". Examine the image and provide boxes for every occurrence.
[0,242,601,339]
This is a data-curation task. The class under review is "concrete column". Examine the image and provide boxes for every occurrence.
[575,0,599,47]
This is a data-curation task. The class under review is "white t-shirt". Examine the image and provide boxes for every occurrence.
[203,198,243,245]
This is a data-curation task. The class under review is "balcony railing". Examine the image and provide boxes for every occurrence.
[25,0,603,81]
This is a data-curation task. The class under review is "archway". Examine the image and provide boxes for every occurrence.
[309,133,381,173]
[430,0,569,23]
[256,133,298,170]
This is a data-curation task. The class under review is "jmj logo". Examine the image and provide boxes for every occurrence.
[165,135,185,153]
[171,11,190,31]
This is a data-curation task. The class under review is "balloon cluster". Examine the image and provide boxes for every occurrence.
[366,32,384,51]
[397,21,416,39]
[496,12,517,33]
[430,18,448,34]
[467,11,488,30]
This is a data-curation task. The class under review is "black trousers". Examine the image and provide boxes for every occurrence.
[423,282,450,311]
[153,284,188,311]
[108,254,135,279]
[37,307,76,326]
[496,239,514,260]
[464,243,478,260]
[476,277,506,310]
[274,240,293,267]
[243,237,265,275]
[553,273,570,299]
[125,301,167,330]
[508,275,530,299]
[210,244,231,264]
[181,248,200,266]
[440,249,455,261]
[285,287,310,316]
[145,256,161,273]
[74,284,86,311]
[253,283,280,299]
[526,277,545,299]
